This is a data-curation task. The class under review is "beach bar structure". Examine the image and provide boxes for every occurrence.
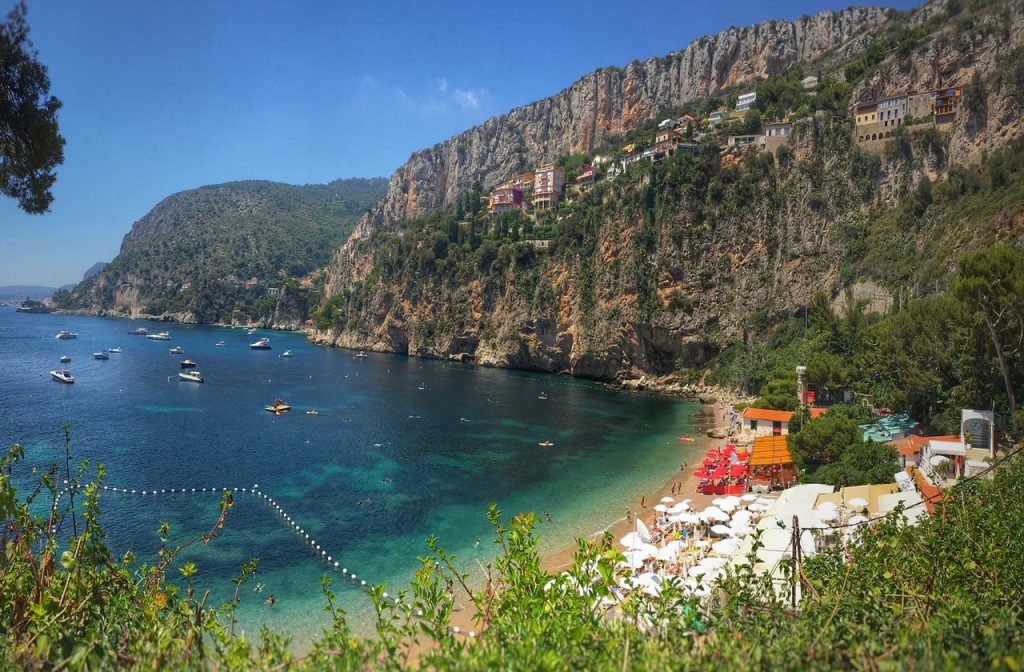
[748,436,797,490]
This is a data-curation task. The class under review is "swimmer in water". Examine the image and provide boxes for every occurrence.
[265,595,275,606]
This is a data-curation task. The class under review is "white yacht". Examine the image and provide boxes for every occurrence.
[51,369,75,384]
[59,355,71,363]
[169,346,184,354]
[281,350,293,358]
[146,331,172,341]
[178,370,204,383]
[107,347,122,353]
[129,327,148,335]
[55,330,78,340]
[215,341,225,347]
[250,337,272,350]
[93,352,109,360]
[355,351,368,358]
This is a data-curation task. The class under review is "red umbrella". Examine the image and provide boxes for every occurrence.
[711,465,729,479]
[692,470,712,479]
[722,445,736,455]
[735,451,751,461]
[729,464,748,478]
[705,449,720,458]
[702,459,717,467]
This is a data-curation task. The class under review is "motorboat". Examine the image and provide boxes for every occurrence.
[247,329,256,335]
[538,392,548,400]
[178,370,204,383]
[355,351,368,358]
[59,355,70,363]
[180,359,197,368]
[93,352,109,360]
[215,341,225,347]
[55,330,78,340]
[281,350,293,357]
[250,337,272,350]
[107,347,122,353]
[169,346,184,354]
[129,327,148,335]
[306,409,319,415]
[146,331,171,341]
[264,398,290,413]
[50,369,75,384]
[538,441,554,447]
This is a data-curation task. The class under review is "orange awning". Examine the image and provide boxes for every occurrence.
[749,436,794,466]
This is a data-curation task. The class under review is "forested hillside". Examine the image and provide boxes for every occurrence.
[57,178,387,325]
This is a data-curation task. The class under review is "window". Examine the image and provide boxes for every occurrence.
[750,419,758,432]
[772,420,783,435]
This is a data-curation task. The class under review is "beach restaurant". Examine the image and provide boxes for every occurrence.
[747,435,797,490]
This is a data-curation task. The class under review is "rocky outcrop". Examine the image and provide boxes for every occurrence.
[327,6,888,291]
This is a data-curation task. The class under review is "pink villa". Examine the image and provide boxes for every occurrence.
[488,184,524,213]
[533,164,565,209]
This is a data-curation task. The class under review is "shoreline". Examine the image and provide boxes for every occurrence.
[44,308,738,406]
[538,402,723,574]
[440,401,729,637]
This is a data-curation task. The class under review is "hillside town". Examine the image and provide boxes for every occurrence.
[487,81,964,215]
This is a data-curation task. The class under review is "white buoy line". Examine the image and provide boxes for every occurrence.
[48,479,478,639]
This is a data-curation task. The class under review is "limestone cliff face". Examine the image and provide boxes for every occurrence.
[317,0,1024,385]
[329,6,887,269]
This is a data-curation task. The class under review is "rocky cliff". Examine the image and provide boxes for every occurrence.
[330,5,887,260]
[316,0,1024,385]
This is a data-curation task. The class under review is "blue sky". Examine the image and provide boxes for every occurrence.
[0,0,919,287]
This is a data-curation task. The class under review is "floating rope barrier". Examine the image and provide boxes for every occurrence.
[49,479,477,639]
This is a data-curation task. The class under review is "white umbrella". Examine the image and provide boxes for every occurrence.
[656,545,679,563]
[718,499,739,513]
[731,510,753,523]
[711,538,741,556]
[740,493,758,502]
[710,524,733,536]
[660,496,675,503]
[848,497,869,511]
[654,504,669,513]
[668,502,691,514]
[700,508,730,522]
[669,512,700,525]
[929,455,949,467]
[699,557,727,571]
[848,515,869,526]
[635,572,663,596]
[729,525,753,538]
[620,532,646,548]
[635,519,653,542]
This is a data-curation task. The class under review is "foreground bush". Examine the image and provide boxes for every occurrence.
[2,437,1024,670]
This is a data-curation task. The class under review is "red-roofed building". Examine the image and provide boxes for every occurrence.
[909,466,945,514]
[887,435,959,469]
[740,407,795,438]
[808,407,828,419]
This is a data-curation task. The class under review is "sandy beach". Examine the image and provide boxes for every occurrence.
[436,401,729,639]
[539,402,723,573]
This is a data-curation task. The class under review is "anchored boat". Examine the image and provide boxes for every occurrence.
[50,369,75,384]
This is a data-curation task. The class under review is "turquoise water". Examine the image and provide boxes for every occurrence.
[0,307,704,644]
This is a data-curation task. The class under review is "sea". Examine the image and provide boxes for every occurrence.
[0,307,705,645]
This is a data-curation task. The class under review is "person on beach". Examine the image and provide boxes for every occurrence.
[625,508,631,523]
[640,495,646,509]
